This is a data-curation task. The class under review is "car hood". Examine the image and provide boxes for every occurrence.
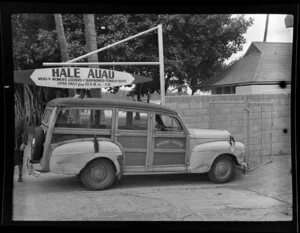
[188,128,230,139]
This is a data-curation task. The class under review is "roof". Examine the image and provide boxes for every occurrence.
[199,42,293,88]
[47,98,177,114]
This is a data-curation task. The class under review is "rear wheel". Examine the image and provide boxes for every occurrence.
[80,159,116,190]
[31,127,45,163]
[208,155,235,183]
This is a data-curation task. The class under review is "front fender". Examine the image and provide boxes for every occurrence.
[188,141,239,173]
[49,140,123,177]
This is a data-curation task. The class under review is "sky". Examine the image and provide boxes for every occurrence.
[226,14,294,63]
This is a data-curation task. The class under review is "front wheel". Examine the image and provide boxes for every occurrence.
[208,155,235,183]
[80,159,116,190]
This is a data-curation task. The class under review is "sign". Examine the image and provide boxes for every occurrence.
[29,67,152,88]
[14,67,152,88]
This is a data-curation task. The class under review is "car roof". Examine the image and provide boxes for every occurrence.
[47,98,177,114]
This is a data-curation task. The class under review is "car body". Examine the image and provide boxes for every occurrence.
[29,98,247,190]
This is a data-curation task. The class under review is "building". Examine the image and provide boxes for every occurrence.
[199,42,292,94]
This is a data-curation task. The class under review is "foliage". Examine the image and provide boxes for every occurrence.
[12,13,253,125]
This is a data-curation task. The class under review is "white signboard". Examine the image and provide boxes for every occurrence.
[30,67,139,88]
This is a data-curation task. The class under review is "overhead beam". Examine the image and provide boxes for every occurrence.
[64,26,159,63]
[43,62,160,66]
[42,24,166,105]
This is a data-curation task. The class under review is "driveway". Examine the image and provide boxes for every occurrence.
[12,153,293,221]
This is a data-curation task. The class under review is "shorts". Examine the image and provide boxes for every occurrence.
[14,150,24,166]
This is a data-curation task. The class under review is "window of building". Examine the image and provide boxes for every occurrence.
[215,86,236,94]
[216,87,223,94]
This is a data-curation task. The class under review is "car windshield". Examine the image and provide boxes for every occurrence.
[42,107,53,126]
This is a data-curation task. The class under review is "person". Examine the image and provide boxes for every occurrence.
[15,115,28,182]
[155,114,165,131]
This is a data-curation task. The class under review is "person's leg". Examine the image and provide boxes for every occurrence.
[17,164,23,182]
[17,152,24,182]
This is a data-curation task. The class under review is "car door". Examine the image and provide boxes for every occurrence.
[115,108,151,173]
[150,112,188,172]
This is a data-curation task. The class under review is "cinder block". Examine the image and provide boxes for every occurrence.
[229,114,242,122]
[196,122,210,129]
[220,107,232,114]
[262,149,271,156]
[262,142,271,150]
[254,144,261,150]
[181,117,190,123]
[202,102,210,108]
[231,120,244,128]
[232,133,243,141]
[177,103,189,110]
[166,103,177,110]
[248,139,261,147]
[281,147,291,154]
[189,101,198,109]
[230,125,244,134]
[189,109,197,116]
[214,121,229,129]
[247,145,255,151]
[184,122,193,128]
[201,115,210,122]
[262,112,272,118]
[202,96,209,101]
[197,108,209,115]
[190,116,199,123]
[214,115,227,121]
[272,142,285,150]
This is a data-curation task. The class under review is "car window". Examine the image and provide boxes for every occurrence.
[42,107,53,125]
[55,108,112,129]
[155,114,182,132]
[118,110,148,131]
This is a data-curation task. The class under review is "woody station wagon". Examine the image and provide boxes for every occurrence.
[29,98,247,190]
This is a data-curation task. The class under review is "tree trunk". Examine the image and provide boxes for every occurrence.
[84,14,103,125]
[84,14,101,98]
[54,14,74,97]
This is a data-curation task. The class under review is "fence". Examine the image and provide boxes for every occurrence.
[208,101,273,170]
[165,93,291,170]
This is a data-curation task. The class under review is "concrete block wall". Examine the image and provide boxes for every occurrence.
[165,93,291,165]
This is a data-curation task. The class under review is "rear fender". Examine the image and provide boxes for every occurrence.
[49,139,123,178]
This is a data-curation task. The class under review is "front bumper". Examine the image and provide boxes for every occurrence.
[236,162,248,174]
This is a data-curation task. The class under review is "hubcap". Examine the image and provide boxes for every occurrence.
[90,165,107,182]
[215,161,231,178]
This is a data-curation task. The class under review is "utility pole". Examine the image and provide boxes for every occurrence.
[263,14,269,42]
[158,24,165,105]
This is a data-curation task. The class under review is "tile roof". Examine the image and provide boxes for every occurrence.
[199,42,293,88]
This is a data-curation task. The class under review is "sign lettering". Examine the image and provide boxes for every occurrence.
[30,67,137,88]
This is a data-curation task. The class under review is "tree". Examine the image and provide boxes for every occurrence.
[13,14,253,126]
[83,14,101,98]
[54,14,74,97]
[83,14,103,125]
[91,14,253,97]
[12,14,61,126]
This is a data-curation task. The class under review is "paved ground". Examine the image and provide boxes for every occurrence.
[12,154,293,221]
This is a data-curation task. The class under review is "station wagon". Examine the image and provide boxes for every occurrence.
[29,98,247,190]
